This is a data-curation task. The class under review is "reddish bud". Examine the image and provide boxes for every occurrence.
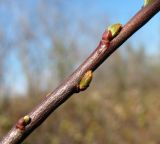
[102,30,112,41]
[16,115,31,131]
[16,118,25,131]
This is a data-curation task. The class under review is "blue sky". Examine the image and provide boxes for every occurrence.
[0,0,159,53]
[0,0,159,94]
[66,0,160,54]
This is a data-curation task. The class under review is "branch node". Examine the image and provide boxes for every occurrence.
[16,115,31,131]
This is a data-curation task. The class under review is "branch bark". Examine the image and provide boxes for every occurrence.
[1,1,160,143]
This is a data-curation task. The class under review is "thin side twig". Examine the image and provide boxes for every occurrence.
[1,1,160,144]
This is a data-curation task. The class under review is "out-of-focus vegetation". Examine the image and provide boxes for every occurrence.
[0,1,160,144]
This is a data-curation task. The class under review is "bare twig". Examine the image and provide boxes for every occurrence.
[1,1,160,143]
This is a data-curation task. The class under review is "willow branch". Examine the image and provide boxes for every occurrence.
[1,1,160,144]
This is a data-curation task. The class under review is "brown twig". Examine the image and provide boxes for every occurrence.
[1,1,160,143]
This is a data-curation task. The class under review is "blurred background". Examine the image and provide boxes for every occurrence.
[0,0,160,143]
